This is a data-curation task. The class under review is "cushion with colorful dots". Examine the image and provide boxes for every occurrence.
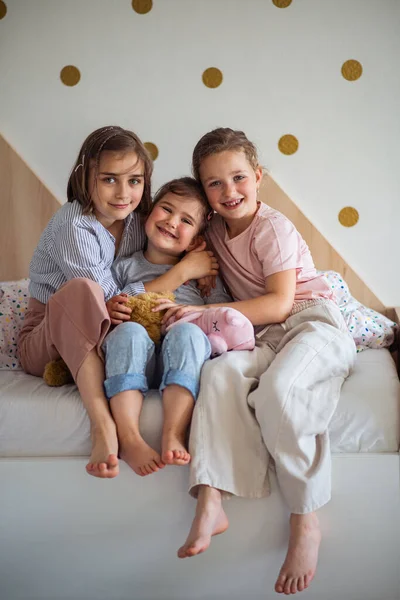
[0,279,30,369]
[321,271,397,352]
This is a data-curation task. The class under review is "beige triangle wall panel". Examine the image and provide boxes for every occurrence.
[259,174,385,313]
[0,134,61,281]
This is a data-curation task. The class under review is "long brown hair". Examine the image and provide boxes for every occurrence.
[67,126,153,216]
[192,127,259,182]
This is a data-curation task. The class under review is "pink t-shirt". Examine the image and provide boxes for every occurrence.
[206,203,333,304]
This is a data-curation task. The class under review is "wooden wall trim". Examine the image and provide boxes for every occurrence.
[0,134,61,281]
[259,175,386,313]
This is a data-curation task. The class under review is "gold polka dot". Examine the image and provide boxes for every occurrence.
[278,134,299,155]
[341,60,363,81]
[0,1,7,19]
[202,67,223,89]
[60,65,81,87]
[132,0,152,14]
[338,207,359,227]
[272,0,292,7]
[144,142,158,161]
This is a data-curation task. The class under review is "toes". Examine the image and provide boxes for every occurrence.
[149,460,160,472]
[290,578,298,594]
[86,455,119,478]
[142,464,152,476]
[163,450,174,465]
[142,461,160,476]
[275,575,286,594]
[166,449,190,465]
[283,577,293,595]
[177,546,187,559]
[86,463,107,478]
[297,576,305,592]
[108,454,119,468]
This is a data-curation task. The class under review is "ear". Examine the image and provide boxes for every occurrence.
[255,165,263,187]
[187,234,204,252]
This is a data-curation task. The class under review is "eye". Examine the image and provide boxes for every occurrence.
[129,178,141,185]
[212,320,220,332]
[161,205,171,213]
[103,177,116,184]
[209,181,220,188]
[233,175,245,182]
[182,218,193,225]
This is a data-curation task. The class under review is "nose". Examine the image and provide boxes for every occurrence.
[116,181,129,200]
[165,212,179,228]
[223,180,235,197]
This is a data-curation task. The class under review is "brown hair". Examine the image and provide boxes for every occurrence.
[192,127,259,182]
[151,177,212,234]
[67,125,153,216]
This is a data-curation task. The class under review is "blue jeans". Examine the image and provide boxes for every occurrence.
[102,322,211,401]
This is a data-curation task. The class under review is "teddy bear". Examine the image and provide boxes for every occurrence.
[43,292,255,386]
[43,291,175,386]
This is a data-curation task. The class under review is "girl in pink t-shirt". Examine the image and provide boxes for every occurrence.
[155,128,356,596]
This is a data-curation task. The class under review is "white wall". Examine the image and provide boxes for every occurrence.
[0,0,399,305]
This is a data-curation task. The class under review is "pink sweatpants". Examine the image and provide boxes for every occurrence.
[18,278,111,381]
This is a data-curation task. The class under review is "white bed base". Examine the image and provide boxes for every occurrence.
[0,454,399,600]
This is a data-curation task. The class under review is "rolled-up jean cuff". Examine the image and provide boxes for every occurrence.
[160,369,198,400]
[104,373,148,399]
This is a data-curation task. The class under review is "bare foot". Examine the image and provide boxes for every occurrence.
[120,433,165,477]
[86,424,119,479]
[162,433,191,466]
[275,512,321,595]
[178,486,229,558]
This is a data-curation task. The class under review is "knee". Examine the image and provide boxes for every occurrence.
[102,322,151,353]
[167,322,208,347]
[52,278,103,303]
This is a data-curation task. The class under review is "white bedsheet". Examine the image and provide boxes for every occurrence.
[0,349,399,457]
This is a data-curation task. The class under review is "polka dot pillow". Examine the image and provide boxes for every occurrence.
[321,271,397,352]
[0,279,30,369]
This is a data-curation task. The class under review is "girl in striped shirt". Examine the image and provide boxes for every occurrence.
[18,125,218,479]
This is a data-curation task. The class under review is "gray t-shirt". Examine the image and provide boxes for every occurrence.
[113,251,232,305]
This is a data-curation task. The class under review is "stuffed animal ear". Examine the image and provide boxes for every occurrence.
[224,308,248,328]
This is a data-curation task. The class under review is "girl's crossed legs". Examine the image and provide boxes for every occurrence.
[102,321,211,476]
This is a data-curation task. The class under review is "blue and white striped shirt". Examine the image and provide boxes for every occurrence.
[29,200,146,303]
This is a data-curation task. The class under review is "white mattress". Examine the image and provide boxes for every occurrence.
[0,348,399,457]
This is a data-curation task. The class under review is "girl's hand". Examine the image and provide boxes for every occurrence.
[106,293,132,325]
[197,275,217,297]
[152,299,208,327]
[180,243,219,281]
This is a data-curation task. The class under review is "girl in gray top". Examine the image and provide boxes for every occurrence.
[102,178,231,476]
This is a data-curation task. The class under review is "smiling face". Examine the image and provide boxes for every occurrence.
[199,150,263,236]
[145,192,204,263]
[88,150,145,229]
